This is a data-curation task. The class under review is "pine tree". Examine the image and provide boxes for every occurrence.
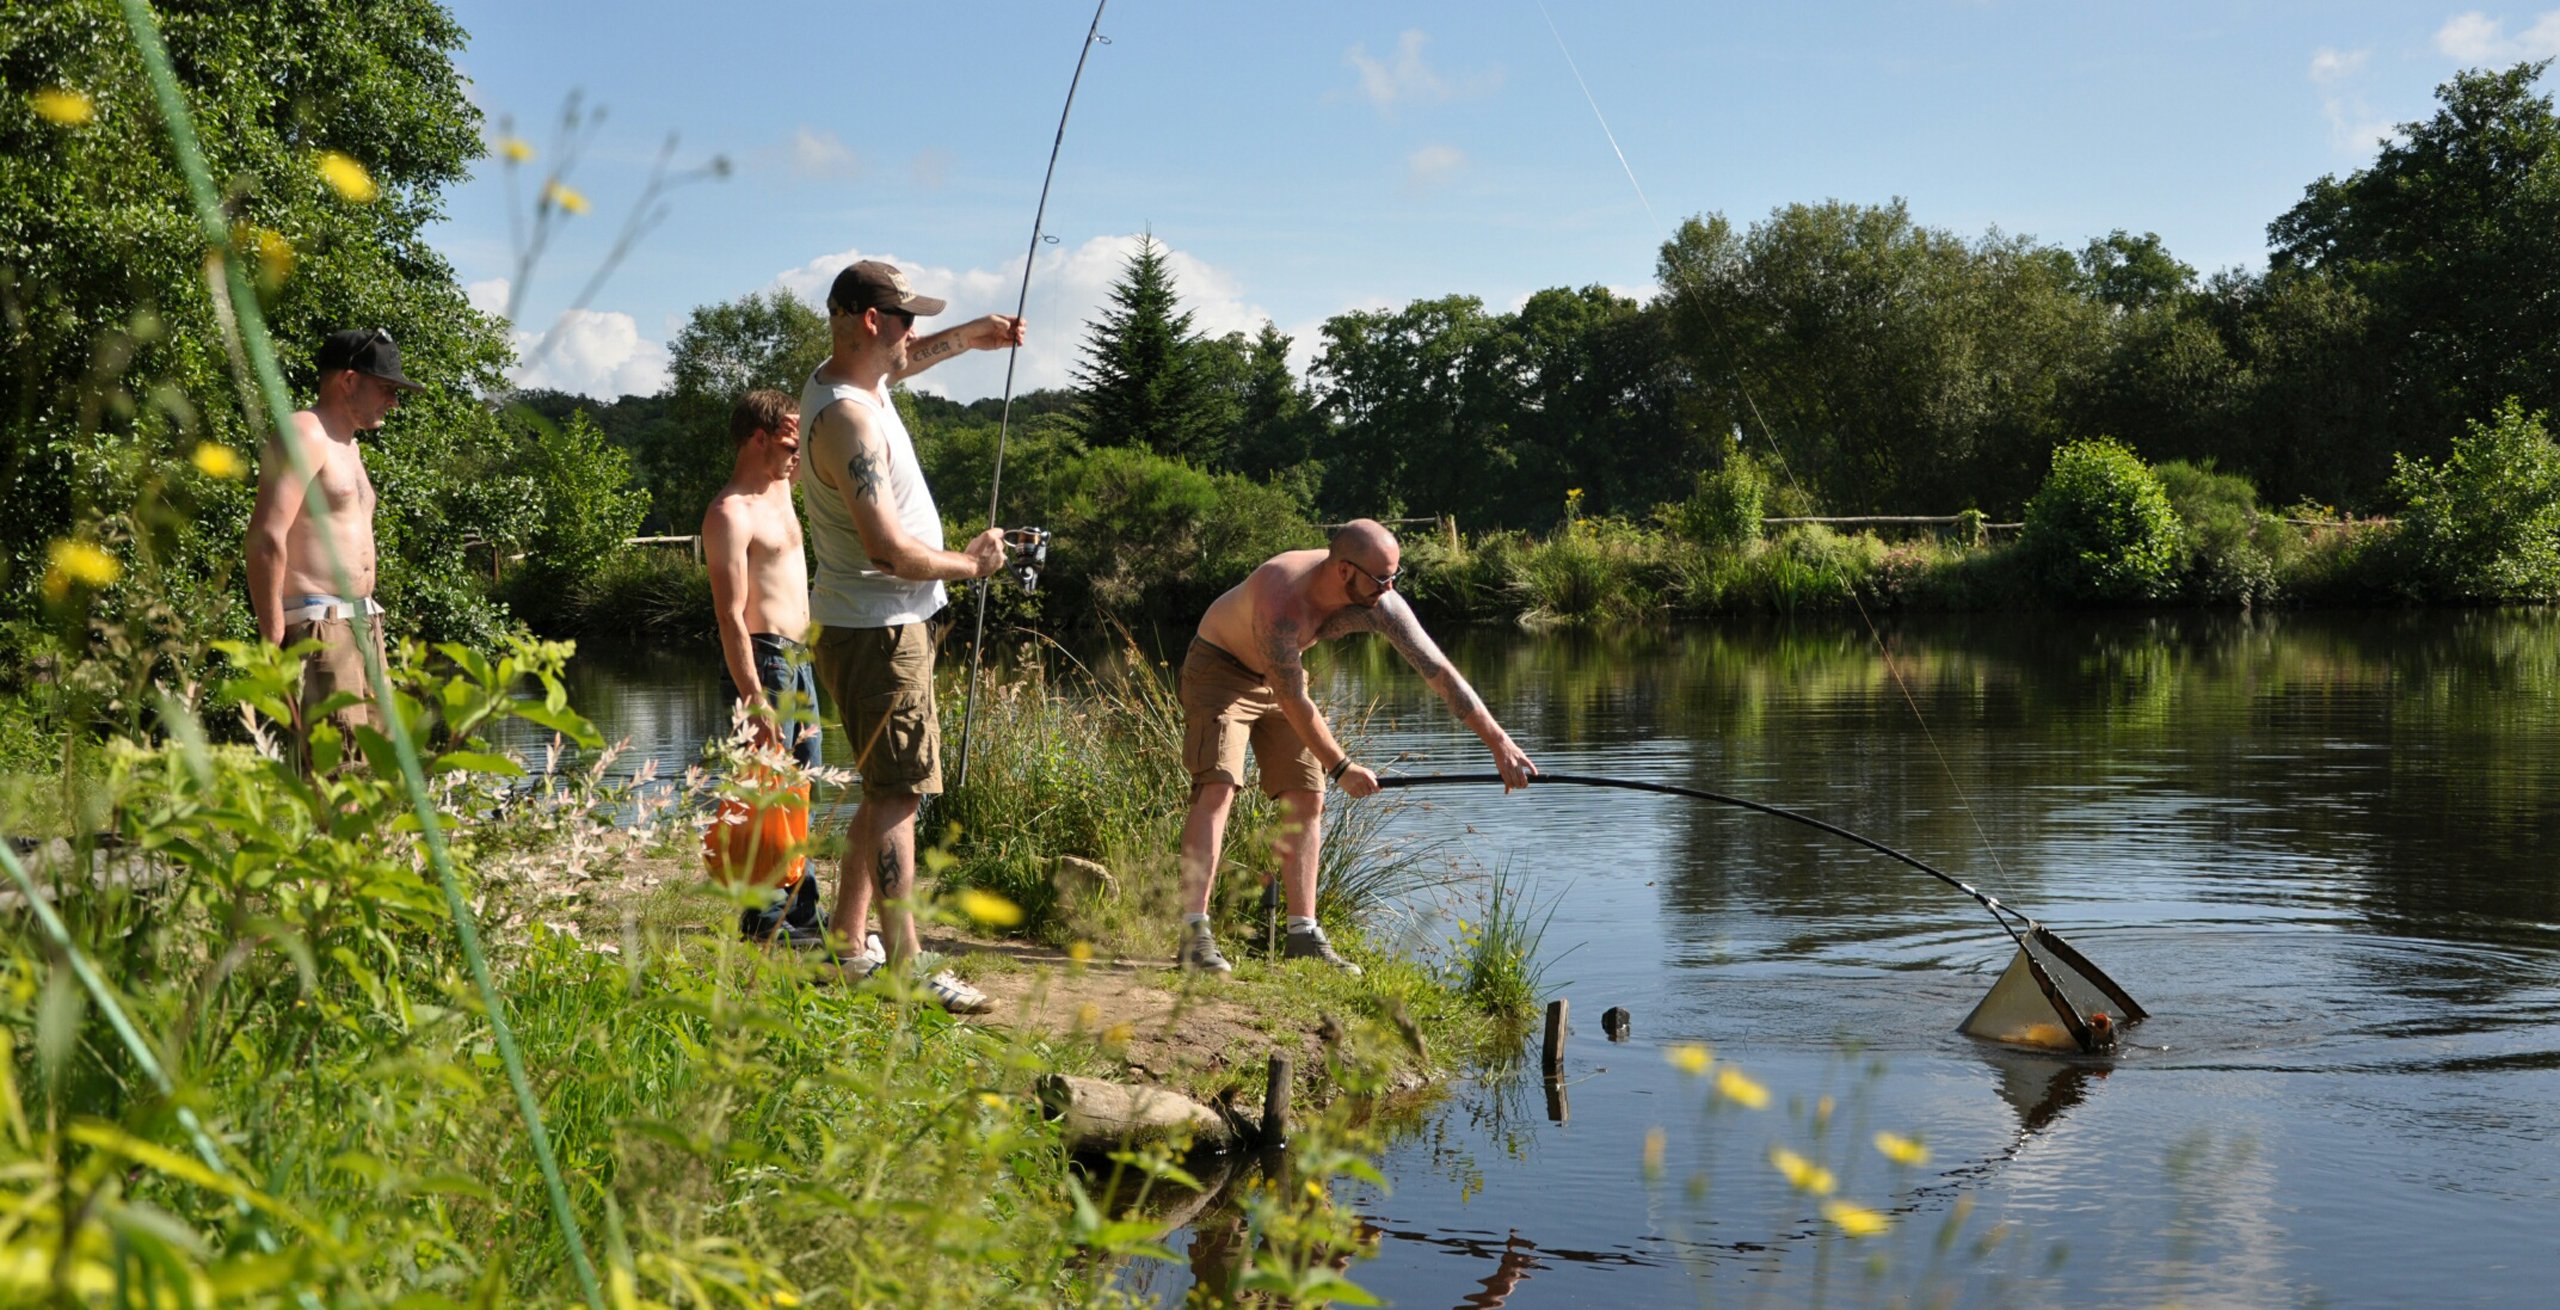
[1070,232,1227,463]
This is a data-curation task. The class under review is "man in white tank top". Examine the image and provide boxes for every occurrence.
[798,259,1022,1011]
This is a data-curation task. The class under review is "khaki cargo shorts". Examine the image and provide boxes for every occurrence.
[285,613,387,769]
[1180,638,1324,798]
[816,621,942,799]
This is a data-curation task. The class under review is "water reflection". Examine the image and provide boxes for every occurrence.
[536,611,2560,1306]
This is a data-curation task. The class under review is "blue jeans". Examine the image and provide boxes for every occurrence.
[732,634,824,941]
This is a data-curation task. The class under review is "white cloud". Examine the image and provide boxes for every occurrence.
[466,276,511,317]
[2308,45,2399,156]
[2309,45,2369,85]
[2435,9,2560,61]
[770,234,1274,399]
[790,126,863,179]
[1342,31,1502,113]
[509,309,669,398]
[1406,143,1467,190]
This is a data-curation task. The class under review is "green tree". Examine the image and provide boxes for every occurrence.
[1217,321,1319,482]
[1657,201,2105,516]
[1,0,538,657]
[2076,230,2196,312]
[652,288,829,531]
[1070,232,1228,464]
[2270,62,2560,464]
[2020,437,2183,602]
[2387,397,2560,600]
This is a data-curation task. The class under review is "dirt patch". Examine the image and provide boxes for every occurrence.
[929,932,1335,1094]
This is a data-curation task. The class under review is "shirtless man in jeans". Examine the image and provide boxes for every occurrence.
[1177,518,1537,975]
[246,328,424,759]
[703,390,879,954]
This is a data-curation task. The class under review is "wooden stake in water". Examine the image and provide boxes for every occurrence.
[1542,998,1568,1076]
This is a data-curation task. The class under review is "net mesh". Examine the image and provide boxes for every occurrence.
[1958,928,2134,1052]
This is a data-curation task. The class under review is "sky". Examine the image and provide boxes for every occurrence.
[426,2,2560,402]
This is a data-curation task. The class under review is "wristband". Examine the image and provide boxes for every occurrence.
[1327,757,1352,784]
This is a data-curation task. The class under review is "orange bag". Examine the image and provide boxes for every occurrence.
[702,775,811,891]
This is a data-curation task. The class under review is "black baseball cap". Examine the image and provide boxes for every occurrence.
[825,260,947,318]
[316,327,427,391]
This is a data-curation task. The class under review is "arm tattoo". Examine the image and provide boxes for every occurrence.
[910,336,960,364]
[1260,617,1307,697]
[1374,596,1488,723]
[846,443,889,503]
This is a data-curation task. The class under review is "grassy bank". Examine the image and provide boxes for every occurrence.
[3,636,1538,1305]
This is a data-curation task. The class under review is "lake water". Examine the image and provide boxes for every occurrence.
[536,611,2560,1308]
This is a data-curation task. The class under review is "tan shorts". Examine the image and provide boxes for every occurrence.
[1180,639,1323,797]
[816,621,942,799]
[284,614,386,738]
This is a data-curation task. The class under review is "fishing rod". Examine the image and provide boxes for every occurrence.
[952,0,1109,791]
[1376,772,2146,1049]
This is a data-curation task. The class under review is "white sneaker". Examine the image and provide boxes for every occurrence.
[857,932,887,969]
[921,968,994,1015]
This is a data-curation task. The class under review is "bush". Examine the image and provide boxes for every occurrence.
[1673,452,1769,546]
[2021,437,2183,602]
[2387,398,2560,601]
[2156,459,2284,607]
[1034,446,1320,623]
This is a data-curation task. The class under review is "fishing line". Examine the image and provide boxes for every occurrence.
[1526,1,2014,888]
[953,0,1110,791]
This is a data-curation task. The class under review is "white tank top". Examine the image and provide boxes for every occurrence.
[798,373,947,628]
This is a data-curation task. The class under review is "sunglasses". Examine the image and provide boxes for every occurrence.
[1348,561,1401,594]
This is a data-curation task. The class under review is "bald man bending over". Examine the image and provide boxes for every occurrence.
[1176,519,1536,975]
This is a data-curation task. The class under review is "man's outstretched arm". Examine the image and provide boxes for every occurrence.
[1326,594,1536,790]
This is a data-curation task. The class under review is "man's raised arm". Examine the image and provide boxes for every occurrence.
[1333,594,1536,790]
[803,399,1003,582]
[894,315,1026,381]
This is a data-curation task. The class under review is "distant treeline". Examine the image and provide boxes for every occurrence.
[552,63,2560,553]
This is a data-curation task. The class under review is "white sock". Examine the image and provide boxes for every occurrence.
[1287,916,1319,934]
[1183,912,1211,928]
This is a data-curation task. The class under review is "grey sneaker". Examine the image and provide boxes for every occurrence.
[1283,923,1363,977]
[1179,921,1234,975]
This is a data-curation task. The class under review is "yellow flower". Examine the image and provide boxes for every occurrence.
[317,151,377,202]
[1067,940,1093,964]
[769,1291,801,1309]
[956,888,1022,928]
[500,136,534,163]
[1074,1002,1101,1029]
[250,227,293,284]
[1714,1066,1769,1109]
[1664,1042,1713,1075]
[1770,1147,1835,1195]
[1873,1131,1930,1166]
[977,1092,1008,1111]
[1821,1199,1889,1237]
[1641,1126,1666,1179]
[191,444,244,480]
[1102,1022,1132,1046]
[544,179,590,214]
[43,539,118,599]
[32,89,93,125]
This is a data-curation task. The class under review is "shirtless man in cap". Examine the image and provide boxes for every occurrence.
[1176,519,1537,975]
[246,328,425,755]
[798,258,1023,1012]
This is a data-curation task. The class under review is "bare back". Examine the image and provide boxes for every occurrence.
[1195,548,1332,675]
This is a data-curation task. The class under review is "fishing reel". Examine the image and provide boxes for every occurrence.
[1002,526,1050,593]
